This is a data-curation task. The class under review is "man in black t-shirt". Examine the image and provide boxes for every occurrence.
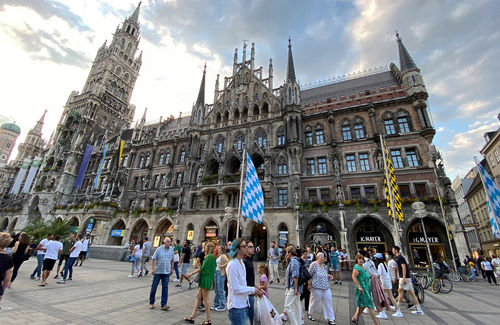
[176,240,193,289]
[392,246,423,318]
[243,241,256,325]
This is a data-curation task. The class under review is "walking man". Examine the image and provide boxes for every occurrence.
[175,240,192,289]
[392,246,423,317]
[31,233,53,280]
[55,233,75,279]
[268,241,280,284]
[149,237,174,310]
[57,234,83,284]
[77,234,90,266]
[142,237,152,276]
[39,235,63,286]
[243,241,256,325]
[281,245,304,325]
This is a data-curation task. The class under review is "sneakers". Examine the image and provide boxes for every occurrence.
[57,279,66,284]
[307,314,316,321]
[145,270,149,276]
[175,284,182,288]
[338,281,342,285]
[210,306,217,310]
[411,309,424,315]
[363,308,369,314]
[128,275,134,278]
[279,313,288,321]
[376,311,388,319]
[198,306,205,312]
[54,274,59,279]
[138,271,143,277]
[68,278,72,281]
[30,275,36,280]
[333,281,338,284]
[189,281,193,289]
[392,310,404,318]
[173,278,180,282]
[36,276,40,281]
[389,305,396,311]
[215,307,225,312]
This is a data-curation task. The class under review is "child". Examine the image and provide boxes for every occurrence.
[469,260,477,281]
[258,263,269,297]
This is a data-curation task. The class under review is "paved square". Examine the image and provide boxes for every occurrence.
[1,258,499,324]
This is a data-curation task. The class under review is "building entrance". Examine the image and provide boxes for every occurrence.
[407,218,447,268]
[353,216,393,255]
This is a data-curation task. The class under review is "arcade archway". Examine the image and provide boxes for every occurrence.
[352,216,394,255]
[251,222,268,260]
[278,223,289,247]
[304,218,339,249]
[202,219,219,244]
[69,217,79,234]
[407,217,449,268]
[0,218,8,231]
[155,218,174,247]
[107,219,126,246]
[130,219,149,244]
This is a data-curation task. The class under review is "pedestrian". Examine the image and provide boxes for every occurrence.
[341,249,349,271]
[39,235,63,287]
[10,233,31,285]
[0,232,13,309]
[128,239,143,278]
[148,237,174,310]
[212,245,228,312]
[226,238,263,325]
[307,252,336,325]
[257,264,269,297]
[330,247,342,285]
[491,255,500,278]
[77,234,89,267]
[55,233,76,279]
[374,253,398,314]
[176,240,193,289]
[299,250,311,319]
[142,237,152,276]
[481,257,498,285]
[268,241,280,284]
[255,245,261,260]
[280,245,304,325]
[173,239,182,281]
[30,233,53,280]
[184,241,216,325]
[243,240,256,325]
[351,253,380,325]
[392,246,424,317]
[306,246,314,265]
[361,250,391,319]
[57,234,83,284]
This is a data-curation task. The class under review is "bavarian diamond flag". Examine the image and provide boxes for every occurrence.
[383,141,404,222]
[478,164,500,239]
[242,153,264,224]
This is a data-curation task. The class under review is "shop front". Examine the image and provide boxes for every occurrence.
[353,217,394,255]
[154,219,174,247]
[204,222,218,244]
[407,217,448,268]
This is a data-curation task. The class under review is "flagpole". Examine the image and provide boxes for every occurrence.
[380,134,400,246]
[236,148,246,239]
[474,156,500,242]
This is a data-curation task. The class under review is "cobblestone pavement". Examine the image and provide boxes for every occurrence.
[1,258,499,324]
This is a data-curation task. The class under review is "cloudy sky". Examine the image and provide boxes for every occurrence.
[0,0,498,179]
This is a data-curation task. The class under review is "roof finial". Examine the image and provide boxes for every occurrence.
[395,30,401,42]
[288,37,292,47]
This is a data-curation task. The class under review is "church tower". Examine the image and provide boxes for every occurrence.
[39,2,143,204]
[13,110,46,166]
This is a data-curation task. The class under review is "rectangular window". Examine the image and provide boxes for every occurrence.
[305,131,313,146]
[354,124,365,139]
[414,183,428,197]
[384,119,396,135]
[350,187,361,200]
[122,156,128,167]
[364,186,376,199]
[399,184,411,198]
[278,189,288,206]
[406,149,419,167]
[320,188,330,201]
[495,149,500,163]
[490,155,497,167]
[318,157,327,175]
[342,126,352,141]
[359,153,370,171]
[154,175,160,189]
[398,117,410,133]
[308,189,318,201]
[391,150,404,168]
[315,130,325,144]
[278,162,287,175]
[346,154,356,172]
[277,134,285,146]
[176,172,183,186]
[165,153,171,164]
[306,158,316,175]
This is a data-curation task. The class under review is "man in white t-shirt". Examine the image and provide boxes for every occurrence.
[39,235,63,286]
[77,234,91,266]
[31,233,53,280]
[58,234,83,284]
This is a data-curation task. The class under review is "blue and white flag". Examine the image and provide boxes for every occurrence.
[241,153,264,224]
[479,164,500,239]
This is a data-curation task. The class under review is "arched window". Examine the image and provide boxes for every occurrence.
[165,149,171,164]
[397,110,411,133]
[145,153,151,167]
[382,112,396,135]
[304,126,313,146]
[158,151,164,165]
[242,107,248,120]
[115,66,122,75]
[277,128,285,146]
[253,105,259,116]
[255,130,267,148]
[216,112,222,124]
[341,119,352,141]
[234,132,245,151]
[294,87,298,104]
[216,136,224,153]
[123,73,129,82]
[353,117,366,139]
[278,157,287,175]
[108,82,116,94]
[179,147,186,163]
[315,124,325,144]
[234,109,240,120]
[117,89,124,99]
[139,153,145,168]
[288,87,292,104]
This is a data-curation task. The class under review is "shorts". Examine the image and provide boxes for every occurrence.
[58,254,70,266]
[181,263,189,275]
[398,278,413,291]
[43,258,57,271]
[330,264,340,271]
[381,279,392,290]
[79,251,87,258]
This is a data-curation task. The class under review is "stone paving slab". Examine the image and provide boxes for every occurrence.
[1,258,499,324]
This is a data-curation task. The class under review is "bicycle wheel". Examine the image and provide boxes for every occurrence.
[440,278,453,294]
[414,283,425,304]
[431,278,441,294]
[417,274,428,289]
[448,271,460,282]
[461,272,470,282]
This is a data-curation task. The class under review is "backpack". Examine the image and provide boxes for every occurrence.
[296,257,312,286]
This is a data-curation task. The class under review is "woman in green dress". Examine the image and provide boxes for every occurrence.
[184,241,216,325]
[351,253,380,324]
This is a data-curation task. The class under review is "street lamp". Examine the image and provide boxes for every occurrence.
[294,205,301,248]
[412,202,435,275]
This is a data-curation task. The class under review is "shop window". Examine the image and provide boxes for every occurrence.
[346,154,356,172]
[391,150,404,168]
[278,189,288,206]
[306,158,316,175]
[364,186,376,199]
[350,187,361,200]
[318,157,327,174]
[320,188,331,201]
[308,189,318,201]
[406,148,419,167]
[399,184,411,198]
[415,183,428,197]
[359,153,370,171]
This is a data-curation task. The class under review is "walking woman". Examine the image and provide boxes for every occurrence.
[212,245,229,311]
[128,240,143,278]
[307,252,336,325]
[374,253,398,314]
[351,253,380,325]
[10,233,31,285]
[184,241,217,324]
[481,257,498,285]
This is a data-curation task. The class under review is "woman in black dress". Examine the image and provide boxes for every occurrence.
[10,233,31,285]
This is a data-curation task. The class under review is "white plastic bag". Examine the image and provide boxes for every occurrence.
[254,295,283,325]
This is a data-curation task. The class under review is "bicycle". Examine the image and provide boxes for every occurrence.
[410,272,425,304]
[431,271,453,294]
[415,269,433,289]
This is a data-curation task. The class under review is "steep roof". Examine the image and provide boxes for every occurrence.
[396,33,418,72]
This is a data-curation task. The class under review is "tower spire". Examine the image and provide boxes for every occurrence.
[130,1,142,23]
[196,64,206,106]
[396,32,418,72]
[286,38,296,82]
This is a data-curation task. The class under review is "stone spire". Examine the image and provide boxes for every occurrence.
[196,64,206,107]
[396,32,418,72]
[31,109,47,135]
[286,38,296,82]
[130,1,142,24]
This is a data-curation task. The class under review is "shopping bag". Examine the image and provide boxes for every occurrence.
[254,295,283,325]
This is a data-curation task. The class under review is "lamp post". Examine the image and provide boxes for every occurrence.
[224,206,233,243]
[412,202,435,275]
[294,205,301,248]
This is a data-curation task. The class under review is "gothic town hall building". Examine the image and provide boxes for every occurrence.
[0,4,469,264]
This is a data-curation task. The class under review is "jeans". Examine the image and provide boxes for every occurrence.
[11,261,24,282]
[248,295,255,325]
[131,256,141,275]
[213,270,226,309]
[31,254,45,277]
[485,270,497,284]
[149,273,170,306]
[173,261,180,279]
[228,307,248,325]
[63,257,78,280]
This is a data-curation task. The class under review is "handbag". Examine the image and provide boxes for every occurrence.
[192,272,200,283]
[127,255,136,263]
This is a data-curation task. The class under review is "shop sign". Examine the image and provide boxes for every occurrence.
[85,217,95,234]
[205,225,217,238]
[166,225,175,235]
[409,233,440,244]
[153,236,161,247]
[110,229,125,237]
[357,233,383,242]
[187,230,194,240]
[279,231,288,247]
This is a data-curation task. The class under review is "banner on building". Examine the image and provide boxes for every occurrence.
[118,140,124,167]
[382,140,404,221]
[74,144,93,189]
[10,158,31,195]
[93,144,108,189]
[21,156,42,193]
[478,164,500,239]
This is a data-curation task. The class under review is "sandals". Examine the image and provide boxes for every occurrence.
[351,317,359,324]
[184,317,195,323]
[307,314,316,321]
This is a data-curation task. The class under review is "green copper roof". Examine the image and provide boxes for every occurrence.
[1,122,21,134]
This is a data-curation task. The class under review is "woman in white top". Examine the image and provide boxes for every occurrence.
[481,257,498,285]
[129,241,143,278]
[375,253,398,312]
